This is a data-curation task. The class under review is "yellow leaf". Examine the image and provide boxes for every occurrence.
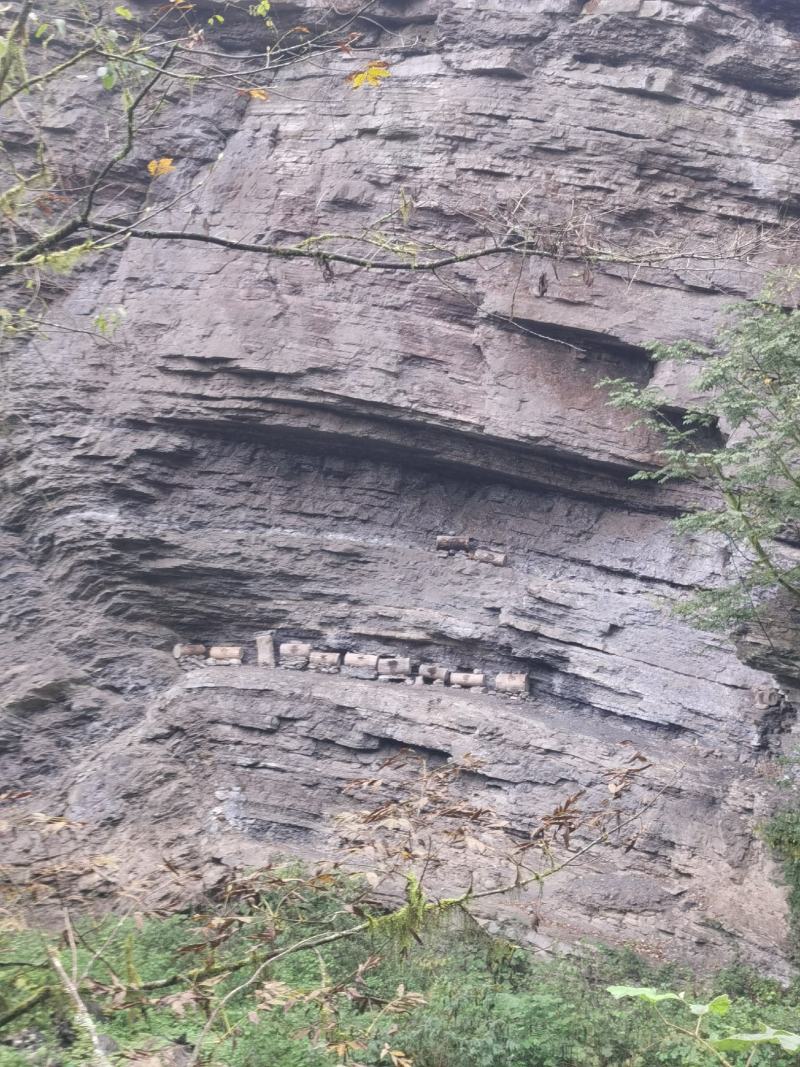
[348,61,390,90]
[147,157,175,178]
[248,87,268,100]
[90,853,119,868]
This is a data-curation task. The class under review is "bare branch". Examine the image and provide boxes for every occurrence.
[85,220,518,271]
[81,43,180,224]
[47,947,113,1067]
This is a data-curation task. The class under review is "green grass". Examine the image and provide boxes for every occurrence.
[2,875,800,1067]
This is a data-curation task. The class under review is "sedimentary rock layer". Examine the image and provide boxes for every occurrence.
[2,0,800,973]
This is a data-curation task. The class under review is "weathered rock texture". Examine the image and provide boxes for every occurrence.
[3,0,800,975]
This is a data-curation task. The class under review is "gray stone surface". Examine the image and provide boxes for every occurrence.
[1,0,800,974]
[64,667,793,976]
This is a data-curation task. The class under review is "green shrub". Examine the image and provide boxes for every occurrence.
[3,874,800,1067]
[601,295,800,633]
[762,810,800,958]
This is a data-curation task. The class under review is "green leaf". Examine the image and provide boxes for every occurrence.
[96,59,119,92]
[777,1031,800,1052]
[606,986,683,1004]
[689,994,730,1017]
[115,5,133,18]
[600,295,800,634]
[706,994,731,1016]
[711,1028,800,1053]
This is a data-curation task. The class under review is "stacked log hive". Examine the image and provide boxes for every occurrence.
[173,641,788,711]
[174,635,530,695]
[436,535,507,567]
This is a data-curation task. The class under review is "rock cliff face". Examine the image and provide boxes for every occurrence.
[3,0,800,975]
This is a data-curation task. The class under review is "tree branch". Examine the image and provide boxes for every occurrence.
[0,0,33,97]
[0,45,97,109]
[47,948,113,1067]
[86,220,519,271]
[186,918,372,1067]
[0,216,84,273]
[80,43,180,224]
[0,986,51,1030]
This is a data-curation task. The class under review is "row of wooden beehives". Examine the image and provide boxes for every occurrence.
[173,634,529,695]
[435,536,507,566]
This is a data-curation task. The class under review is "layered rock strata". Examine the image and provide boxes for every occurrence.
[2,0,800,973]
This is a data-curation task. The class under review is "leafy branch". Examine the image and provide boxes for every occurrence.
[2,0,795,317]
[608,985,800,1065]
[600,292,800,632]
[0,750,665,1063]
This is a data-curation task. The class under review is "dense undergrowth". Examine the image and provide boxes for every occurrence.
[2,869,800,1067]
[763,810,800,962]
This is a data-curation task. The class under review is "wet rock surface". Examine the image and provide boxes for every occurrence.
[2,0,800,973]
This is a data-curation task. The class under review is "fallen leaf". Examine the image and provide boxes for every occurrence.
[147,158,175,177]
